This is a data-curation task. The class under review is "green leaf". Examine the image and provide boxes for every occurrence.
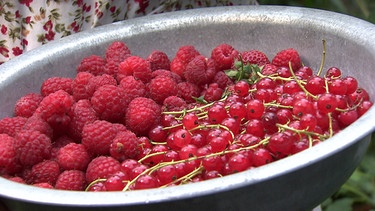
[192,96,208,104]
[324,198,354,211]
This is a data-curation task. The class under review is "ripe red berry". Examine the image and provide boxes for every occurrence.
[85,156,121,183]
[57,143,91,171]
[81,120,117,156]
[211,43,239,71]
[55,170,87,191]
[125,97,161,136]
[272,48,302,71]
[240,50,270,66]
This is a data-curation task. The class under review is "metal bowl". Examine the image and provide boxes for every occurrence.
[0,6,374,211]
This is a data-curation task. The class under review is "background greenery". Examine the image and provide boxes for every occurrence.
[257,1,375,210]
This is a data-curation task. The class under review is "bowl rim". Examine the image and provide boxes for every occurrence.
[0,5,374,207]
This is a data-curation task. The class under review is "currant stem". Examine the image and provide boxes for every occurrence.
[84,178,108,191]
[317,39,327,77]
[288,62,317,100]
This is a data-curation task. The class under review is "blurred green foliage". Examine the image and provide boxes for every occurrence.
[257,1,375,210]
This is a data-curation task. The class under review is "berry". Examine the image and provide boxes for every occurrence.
[72,72,95,101]
[91,84,128,122]
[86,74,117,97]
[125,97,161,136]
[117,56,152,83]
[0,134,21,174]
[203,83,224,102]
[162,96,187,112]
[81,120,117,156]
[317,93,338,114]
[14,129,52,167]
[147,50,171,71]
[271,48,302,71]
[26,160,60,185]
[234,80,250,97]
[213,70,233,89]
[105,41,131,63]
[211,43,239,71]
[148,75,178,104]
[184,55,216,86]
[77,55,106,76]
[177,82,201,103]
[55,170,87,191]
[57,143,91,171]
[35,90,74,133]
[104,42,131,75]
[119,76,147,101]
[67,99,98,140]
[241,50,270,66]
[0,116,27,137]
[14,93,43,118]
[172,129,192,148]
[109,130,139,161]
[40,77,73,97]
[246,99,265,119]
[85,156,121,183]
[170,45,200,77]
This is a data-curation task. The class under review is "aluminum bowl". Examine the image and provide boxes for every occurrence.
[0,5,374,211]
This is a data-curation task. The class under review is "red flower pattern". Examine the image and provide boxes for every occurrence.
[0,0,257,64]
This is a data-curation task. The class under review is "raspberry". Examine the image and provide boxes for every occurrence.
[177,82,201,103]
[213,71,234,89]
[0,116,27,137]
[7,176,25,184]
[261,64,278,75]
[14,93,43,118]
[25,160,60,185]
[72,72,95,101]
[162,96,187,112]
[22,115,53,138]
[202,83,224,102]
[151,69,182,83]
[35,90,74,135]
[211,43,239,71]
[117,56,152,83]
[175,45,200,64]
[271,48,302,71]
[109,130,139,161]
[35,90,74,121]
[50,135,75,160]
[147,50,171,71]
[148,75,178,104]
[125,97,161,136]
[55,170,87,191]
[57,143,91,171]
[67,99,98,140]
[184,55,216,86]
[0,134,21,174]
[40,77,73,97]
[170,45,200,77]
[241,50,270,66]
[77,55,106,76]
[105,41,131,63]
[33,183,54,189]
[14,129,52,167]
[119,76,147,102]
[81,120,117,156]
[91,84,128,123]
[86,74,117,97]
[85,156,121,183]
[170,59,186,78]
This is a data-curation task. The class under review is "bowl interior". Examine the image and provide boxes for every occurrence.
[0,5,374,211]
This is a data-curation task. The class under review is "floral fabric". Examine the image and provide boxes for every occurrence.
[0,0,258,64]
